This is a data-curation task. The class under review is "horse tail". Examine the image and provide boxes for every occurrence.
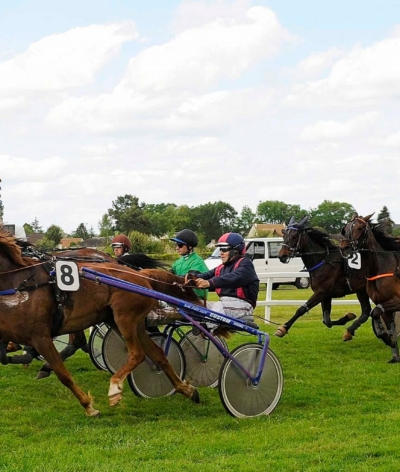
[139,269,202,305]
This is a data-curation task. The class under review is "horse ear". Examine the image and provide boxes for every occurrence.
[287,216,296,226]
[364,213,374,222]
[298,216,309,227]
[351,212,358,220]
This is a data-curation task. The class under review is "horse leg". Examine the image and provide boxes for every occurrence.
[32,337,99,417]
[275,294,324,337]
[343,293,371,341]
[37,331,89,380]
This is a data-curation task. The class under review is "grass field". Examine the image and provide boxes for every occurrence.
[1,287,400,471]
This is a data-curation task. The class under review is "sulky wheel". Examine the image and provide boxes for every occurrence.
[218,343,283,418]
[179,330,228,388]
[101,328,127,374]
[88,323,110,371]
[127,333,186,398]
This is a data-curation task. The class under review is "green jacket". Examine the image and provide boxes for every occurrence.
[171,252,208,299]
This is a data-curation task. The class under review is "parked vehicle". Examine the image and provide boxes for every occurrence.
[204,237,310,289]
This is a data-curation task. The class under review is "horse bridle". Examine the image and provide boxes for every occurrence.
[341,217,370,253]
[282,226,303,259]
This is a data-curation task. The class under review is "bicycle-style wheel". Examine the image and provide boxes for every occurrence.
[37,334,70,361]
[127,333,186,398]
[88,323,109,371]
[219,344,283,418]
[102,328,127,374]
[179,330,228,388]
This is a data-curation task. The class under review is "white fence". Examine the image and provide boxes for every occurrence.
[257,272,359,321]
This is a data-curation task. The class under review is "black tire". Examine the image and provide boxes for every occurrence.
[37,334,70,361]
[88,323,109,371]
[179,330,228,388]
[219,344,283,418]
[127,333,186,398]
[295,276,310,289]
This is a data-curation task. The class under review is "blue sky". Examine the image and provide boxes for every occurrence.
[1,0,400,232]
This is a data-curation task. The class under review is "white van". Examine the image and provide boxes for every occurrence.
[204,237,310,289]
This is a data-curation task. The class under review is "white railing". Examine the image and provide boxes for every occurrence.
[257,272,359,321]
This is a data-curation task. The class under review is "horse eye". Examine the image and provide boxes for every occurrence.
[340,227,346,236]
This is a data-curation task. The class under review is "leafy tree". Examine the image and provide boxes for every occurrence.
[45,225,63,245]
[36,236,57,251]
[0,200,3,221]
[31,217,43,233]
[256,200,307,224]
[193,201,237,242]
[377,206,394,234]
[98,213,113,239]
[234,205,256,235]
[107,195,151,235]
[143,203,178,237]
[127,230,165,254]
[72,223,90,240]
[309,200,356,234]
[23,223,34,235]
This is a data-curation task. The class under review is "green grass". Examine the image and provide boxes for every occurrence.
[1,288,399,471]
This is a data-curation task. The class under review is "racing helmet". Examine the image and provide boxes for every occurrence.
[111,234,132,251]
[216,232,245,254]
[170,229,198,248]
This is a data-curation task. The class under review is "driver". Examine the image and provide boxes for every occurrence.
[111,235,131,259]
[186,232,259,320]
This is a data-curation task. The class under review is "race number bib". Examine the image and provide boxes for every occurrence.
[55,261,80,291]
[348,252,361,270]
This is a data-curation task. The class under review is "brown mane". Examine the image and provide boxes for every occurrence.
[0,229,34,267]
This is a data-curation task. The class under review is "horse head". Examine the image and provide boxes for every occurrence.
[279,215,310,263]
[340,213,374,258]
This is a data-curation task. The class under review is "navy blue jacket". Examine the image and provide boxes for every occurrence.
[195,256,259,307]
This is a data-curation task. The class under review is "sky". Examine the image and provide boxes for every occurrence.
[1,0,400,233]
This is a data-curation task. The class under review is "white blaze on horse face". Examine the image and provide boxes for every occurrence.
[0,292,29,308]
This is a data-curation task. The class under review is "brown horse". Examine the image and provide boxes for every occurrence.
[275,216,371,341]
[0,229,201,416]
[340,213,400,362]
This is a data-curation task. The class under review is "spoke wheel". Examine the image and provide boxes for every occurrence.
[88,323,110,371]
[179,330,227,388]
[37,334,70,361]
[102,328,127,374]
[127,333,186,398]
[219,344,283,418]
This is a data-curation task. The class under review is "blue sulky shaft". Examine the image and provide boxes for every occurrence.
[80,267,270,384]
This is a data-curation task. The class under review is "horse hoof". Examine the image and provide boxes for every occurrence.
[322,319,333,328]
[87,408,101,417]
[274,326,287,337]
[387,358,400,364]
[36,370,51,380]
[191,389,200,404]
[346,312,357,321]
[109,393,122,407]
[342,331,353,342]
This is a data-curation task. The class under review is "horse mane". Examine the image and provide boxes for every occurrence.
[119,253,170,271]
[371,223,400,251]
[139,268,202,305]
[304,227,338,249]
[0,228,34,267]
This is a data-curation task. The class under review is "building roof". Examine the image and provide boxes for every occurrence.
[246,223,286,238]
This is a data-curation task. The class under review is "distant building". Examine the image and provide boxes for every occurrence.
[246,223,286,238]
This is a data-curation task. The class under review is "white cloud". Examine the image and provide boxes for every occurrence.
[378,130,400,147]
[0,23,137,95]
[300,112,379,141]
[287,37,400,107]
[46,6,291,133]
[0,155,68,180]
[296,47,345,78]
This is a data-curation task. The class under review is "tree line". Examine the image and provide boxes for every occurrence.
[22,196,397,251]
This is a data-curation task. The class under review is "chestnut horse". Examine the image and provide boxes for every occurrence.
[0,229,201,416]
[340,213,400,362]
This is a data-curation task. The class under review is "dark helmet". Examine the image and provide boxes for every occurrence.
[216,232,245,254]
[170,229,198,248]
[111,234,131,251]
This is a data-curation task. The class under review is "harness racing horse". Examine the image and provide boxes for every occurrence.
[340,213,400,363]
[0,229,201,416]
[34,249,171,379]
[275,216,372,341]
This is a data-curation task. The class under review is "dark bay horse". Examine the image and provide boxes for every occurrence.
[340,213,400,362]
[0,229,201,416]
[275,216,372,341]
